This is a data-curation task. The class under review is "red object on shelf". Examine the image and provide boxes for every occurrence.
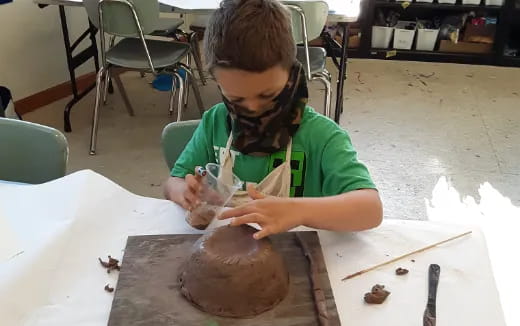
[470,18,486,26]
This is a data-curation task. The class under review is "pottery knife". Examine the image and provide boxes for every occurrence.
[423,264,440,326]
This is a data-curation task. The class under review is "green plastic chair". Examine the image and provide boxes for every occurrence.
[161,120,200,171]
[0,118,68,184]
[284,1,331,118]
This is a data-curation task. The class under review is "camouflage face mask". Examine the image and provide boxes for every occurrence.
[223,62,309,156]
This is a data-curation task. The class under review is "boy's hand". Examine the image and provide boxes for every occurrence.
[164,167,204,211]
[218,184,303,240]
[182,166,205,210]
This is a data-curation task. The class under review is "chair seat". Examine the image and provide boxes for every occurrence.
[151,18,184,37]
[297,46,326,75]
[106,38,190,70]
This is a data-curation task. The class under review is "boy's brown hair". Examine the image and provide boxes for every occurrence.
[203,0,296,73]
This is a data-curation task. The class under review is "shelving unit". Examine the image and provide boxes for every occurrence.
[343,0,520,67]
[373,2,502,11]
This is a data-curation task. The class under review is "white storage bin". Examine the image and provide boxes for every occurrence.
[462,0,482,4]
[393,21,416,50]
[416,0,434,3]
[438,0,456,3]
[416,28,440,51]
[371,26,394,49]
[485,0,504,5]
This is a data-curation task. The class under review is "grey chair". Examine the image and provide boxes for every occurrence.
[150,19,184,37]
[151,13,208,111]
[284,1,332,118]
[155,5,207,86]
[149,5,207,97]
[84,0,204,155]
[0,118,68,184]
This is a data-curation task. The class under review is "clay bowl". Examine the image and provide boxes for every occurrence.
[178,225,290,318]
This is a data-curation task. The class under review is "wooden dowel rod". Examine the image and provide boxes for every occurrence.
[341,230,473,281]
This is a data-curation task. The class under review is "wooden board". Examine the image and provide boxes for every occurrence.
[108,231,340,326]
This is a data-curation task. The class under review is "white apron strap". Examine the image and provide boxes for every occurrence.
[221,135,294,207]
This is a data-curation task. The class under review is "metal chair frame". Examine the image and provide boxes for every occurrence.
[89,0,204,155]
[286,3,332,118]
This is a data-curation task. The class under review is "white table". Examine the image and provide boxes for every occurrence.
[34,0,83,6]
[34,0,360,22]
[34,0,358,124]
[158,0,359,23]
[1,170,515,325]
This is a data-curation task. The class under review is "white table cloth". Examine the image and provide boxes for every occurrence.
[159,0,360,22]
[33,0,360,22]
[0,170,514,325]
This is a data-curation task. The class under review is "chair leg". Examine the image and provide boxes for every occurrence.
[173,72,185,122]
[112,70,135,117]
[325,69,332,82]
[183,55,191,109]
[169,72,178,116]
[102,67,111,104]
[189,32,207,85]
[89,67,106,155]
[180,63,204,116]
[312,75,332,119]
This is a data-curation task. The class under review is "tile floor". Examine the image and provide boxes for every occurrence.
[25,59,520,220]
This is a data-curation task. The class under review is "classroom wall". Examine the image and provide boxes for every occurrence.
[0,2,96,100]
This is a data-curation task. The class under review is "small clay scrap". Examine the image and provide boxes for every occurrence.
[104,284,114,293]
[364,284,390,304]
[98,255,120,273]
[395,267,409,275]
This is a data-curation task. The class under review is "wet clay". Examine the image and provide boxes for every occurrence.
[178,225,290,317]
[99,255,121,273]
[395,267,409,275]
[185,203,218,230]
[364,284,390,304]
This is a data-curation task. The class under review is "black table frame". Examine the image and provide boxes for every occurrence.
[38,4,102,132]
[334,23,349,123]
[321,22,350,123]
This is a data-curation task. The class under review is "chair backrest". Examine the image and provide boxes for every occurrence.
[84,0,158,72]
[283,1,328,80]
[0,118,68,184]
[283,1,329,43]
[161,120,200,171]
[84,0,159,37]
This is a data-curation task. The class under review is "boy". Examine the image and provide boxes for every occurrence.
[164,0,382,239]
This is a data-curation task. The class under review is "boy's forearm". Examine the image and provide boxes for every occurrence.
[296,189,382,231]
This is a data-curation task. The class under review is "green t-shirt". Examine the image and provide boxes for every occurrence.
[171,104,376,197]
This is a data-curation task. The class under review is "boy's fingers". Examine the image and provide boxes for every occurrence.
[184,190,200,208]
[218,205,253,220]
[247,184,265,200]
[230,213,264,227]
[176,196,191,211]
[253,227,272,240]
[185,174,202,192]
